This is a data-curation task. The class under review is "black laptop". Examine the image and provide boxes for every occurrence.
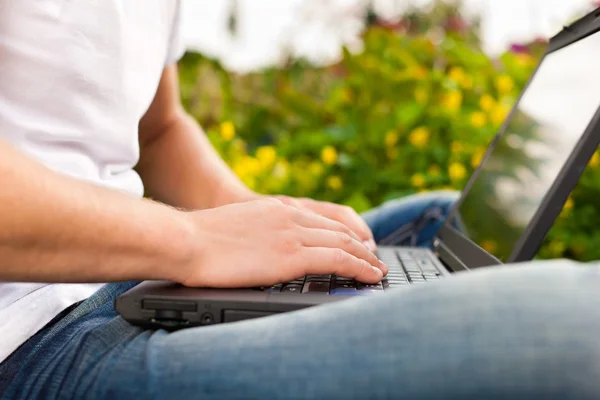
[116,8,600,329]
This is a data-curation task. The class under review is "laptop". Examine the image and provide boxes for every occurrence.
[116,7,600,329]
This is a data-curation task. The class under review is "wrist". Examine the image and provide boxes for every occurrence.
[144,207,200,283]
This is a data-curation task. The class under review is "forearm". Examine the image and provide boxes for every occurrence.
[136,112,256,210]
[0,140,195,283]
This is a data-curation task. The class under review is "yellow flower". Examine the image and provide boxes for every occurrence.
[589,152,600,168]
[515,53,535,67]
[220,121,236,141]
[471,147,486,168]
[448,67,473,89]
[384,130,399,147]
[495,75,514,95]
[480,240,497,254]
[548,241,566,256]
[273,161,289,179]
[411,66,428,80]
[428,165,441,177]
[326,175,343,190]
[255,146,277,169]
[237,156,261,176]
[309,161,324,176]
[563,197,574,211]
[449,67,466,82]
[470,111,487,128]
[410,173,427,188]
[479,95,496,112]
[451,142,464,154]
[321,146,338,166]
[559,196,574,218]
[443,91,463,112]
[409,127,430,149]
[491,104,510,126]
[414,87,428,105]
[448,162,467,182]
[461,75,473,89]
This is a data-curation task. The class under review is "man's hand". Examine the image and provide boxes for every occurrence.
[274,196,377,252]
[175,199,387,288]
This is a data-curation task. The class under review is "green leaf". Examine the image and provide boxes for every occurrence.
[343,192,373,213]
[395,102,424,128]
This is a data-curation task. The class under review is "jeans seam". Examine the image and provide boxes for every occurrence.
[379,222,415,245]
[379,206,445,246]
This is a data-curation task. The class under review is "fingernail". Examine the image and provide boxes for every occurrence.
[363,240,374,251]
[379,260,388,275]
[369,239,377,250]
[372,266,383,279]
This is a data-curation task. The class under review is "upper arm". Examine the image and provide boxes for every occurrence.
[138,65,186,147]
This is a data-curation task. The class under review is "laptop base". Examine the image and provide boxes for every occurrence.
[115,247,449,330]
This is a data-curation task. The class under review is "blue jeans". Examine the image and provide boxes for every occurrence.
[2,192,599,399]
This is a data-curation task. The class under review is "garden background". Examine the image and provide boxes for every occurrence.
[178,1,600,262]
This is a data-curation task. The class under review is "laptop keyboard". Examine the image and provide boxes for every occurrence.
[254,248,442,296]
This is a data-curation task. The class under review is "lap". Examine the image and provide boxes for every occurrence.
[5,260,600,399]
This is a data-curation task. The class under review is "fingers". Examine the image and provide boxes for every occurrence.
[298,228,386,274]
[304,200,376,251]
[295,247,384,284]
[291,207,363,243]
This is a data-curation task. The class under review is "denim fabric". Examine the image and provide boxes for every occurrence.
[7,193,600,399]
[362,191,459,247]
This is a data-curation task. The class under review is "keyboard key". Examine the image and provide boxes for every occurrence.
[418,260,432,267]
[306,274,331,281]
[330,287,359,296]
[334,277,355,283]
[268,284,282,293]
[386,272,407,277]
[281,284,303,293]
[333,282,356,289]
[385,277,407,282]
[357,283,383,291]
[386,263,403,270]
[302,281,330,294]
[330,282,360,296]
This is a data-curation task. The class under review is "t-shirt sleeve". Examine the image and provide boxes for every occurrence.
[165,0,186,65]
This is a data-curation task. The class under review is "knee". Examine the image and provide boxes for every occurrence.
[421,190,460,215]
[445,260,600,307]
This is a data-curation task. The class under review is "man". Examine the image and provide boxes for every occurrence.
[0,1,598,399]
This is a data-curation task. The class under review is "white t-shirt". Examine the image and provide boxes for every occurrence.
[0,0,185,362]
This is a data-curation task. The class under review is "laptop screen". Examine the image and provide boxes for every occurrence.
[451,30,600,262]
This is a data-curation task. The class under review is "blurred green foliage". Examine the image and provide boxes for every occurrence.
[178,3,600,262]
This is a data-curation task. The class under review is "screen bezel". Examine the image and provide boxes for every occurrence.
[434,9,600,270]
